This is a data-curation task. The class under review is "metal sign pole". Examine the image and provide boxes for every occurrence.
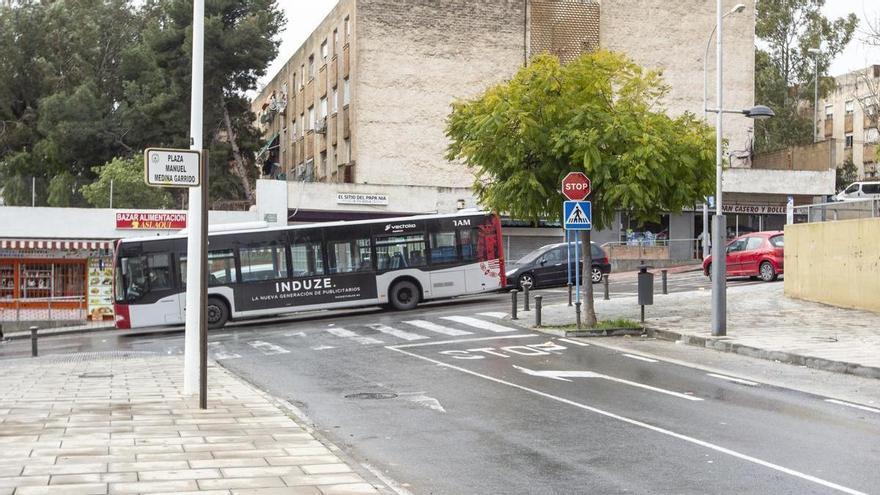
[574,230,580,303]
[199,153,208,409]
[566,229,571,286]
[184,0,206,399]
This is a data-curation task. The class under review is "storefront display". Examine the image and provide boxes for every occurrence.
[87,258,114,321]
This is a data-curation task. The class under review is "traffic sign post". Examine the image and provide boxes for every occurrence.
[562,172,591,201]
[563,201,592,231]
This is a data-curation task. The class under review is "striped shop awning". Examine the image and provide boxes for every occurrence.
[0,239,115,250]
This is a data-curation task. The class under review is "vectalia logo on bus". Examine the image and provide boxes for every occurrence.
[385,223,416,232]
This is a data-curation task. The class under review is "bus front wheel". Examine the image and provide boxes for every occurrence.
[207,297,230,329]
[390,280,420,311]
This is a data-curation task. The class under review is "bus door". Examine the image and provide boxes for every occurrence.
[427,226,466,298]
[119,250,181,326]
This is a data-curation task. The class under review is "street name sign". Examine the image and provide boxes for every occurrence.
[561,172,591,201]
[144,148,201,187]
[563,200,592,231]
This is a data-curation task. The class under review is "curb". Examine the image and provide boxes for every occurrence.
[2,325,117,341]
[530,326,644,338]
[647,327,880,380]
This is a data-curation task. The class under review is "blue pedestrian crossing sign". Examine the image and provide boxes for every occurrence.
[563,201,592,231]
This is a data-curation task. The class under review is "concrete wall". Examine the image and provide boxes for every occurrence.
[785,218,880,312]
[355,0,526,188]
[601,0,755,152]
[287,181,476,217]
[752,140,835,172]
[724,168,836,196]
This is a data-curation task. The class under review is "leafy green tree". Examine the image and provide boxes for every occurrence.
[47,172,88,207]
[446,52,715,326]
[835,159,858,193]
[81,156,173,209]
[754,0,858,152]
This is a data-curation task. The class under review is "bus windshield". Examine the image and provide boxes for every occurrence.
[114,253,173,302]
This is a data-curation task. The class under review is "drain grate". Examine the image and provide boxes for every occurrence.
[345,392,398,400]
[78,372,114,379]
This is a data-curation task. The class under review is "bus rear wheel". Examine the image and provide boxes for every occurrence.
[207,297,229,329]
[389,280,420,311]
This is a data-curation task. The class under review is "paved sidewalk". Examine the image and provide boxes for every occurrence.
[0,353,384,495]
[2,322,116,341]
[515,282,880,378]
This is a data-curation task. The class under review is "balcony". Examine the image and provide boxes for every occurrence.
[845,113,854,133]
[342,106,350,139]
[318,65,327,97]
[824,118,834,138]
[342,43,350,78]
[727,141,836,196]
[305,79,314,106]
[329,114,338,145]
[865,144,876,164]
[329,55,338,87]
[305,132,315,160]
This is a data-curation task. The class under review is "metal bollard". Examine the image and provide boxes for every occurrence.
[0,322,4,340]
[510,290,518,320]
[523,284,530,312]
[575,301,582,330]
[30,326,38,357]
[567,283,573,307]
[535,295,543,327]
[661,269,668,295]
[603,274,610,300]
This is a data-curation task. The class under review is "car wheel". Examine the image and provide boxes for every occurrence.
[390,280,420,311]
[518,273,535,290]
[759,261,777,282]
[591,267,603,284]
[207,297,229,329]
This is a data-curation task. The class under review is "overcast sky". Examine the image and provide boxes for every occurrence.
[258,0,880,90]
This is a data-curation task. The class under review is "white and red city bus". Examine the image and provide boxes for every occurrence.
[113,211,505,329]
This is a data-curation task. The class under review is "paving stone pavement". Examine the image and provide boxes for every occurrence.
[0,354,384,495]
[517,282,880,372]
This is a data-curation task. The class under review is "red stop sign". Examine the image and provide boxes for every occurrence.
[561,172,591,201]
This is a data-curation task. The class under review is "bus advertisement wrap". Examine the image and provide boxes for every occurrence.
[233,273,378,311]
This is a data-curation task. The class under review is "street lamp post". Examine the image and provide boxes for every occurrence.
[706,1,775,337]
[808,47,821,143]
[702,3,745,259]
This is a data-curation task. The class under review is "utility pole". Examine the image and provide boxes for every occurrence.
[711,0,727,337]
[184,0,206,400]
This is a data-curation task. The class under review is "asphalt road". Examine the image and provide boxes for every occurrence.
[0,272,872,495]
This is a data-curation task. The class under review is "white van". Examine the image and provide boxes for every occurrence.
[835,182,880,201]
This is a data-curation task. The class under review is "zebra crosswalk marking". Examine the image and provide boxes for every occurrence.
[476,312,507,319]
[403,320,472,336]
[440,316,516,333]
[367,323,429,341]
[207,342,241,360]
[325,327,384,345]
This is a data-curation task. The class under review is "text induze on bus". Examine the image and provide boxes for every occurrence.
[275,278,334,293]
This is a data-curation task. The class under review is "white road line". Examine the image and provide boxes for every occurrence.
[389,334,539,349]
[403,320,472,336]
[207,342,240,360]
[367,323,428,341]
[558,338,590,347]
[707,373,759,387]
[825,399,880,414]
[440,316,516,333]
[515,366,701,402]
[325,327,383,345]
[476,312,508,319]
[247,340,290,355]
[312,345,336,350]
[388,347,867,495]
[622,353,659,363]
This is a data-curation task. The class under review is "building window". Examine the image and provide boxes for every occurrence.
[845,133,854,148]
[825,104,833,117]
[291,73,296,93]
[343,77,350,106]
[845,100,854,114]
[333,29,339,55]
[320,97,327,119]
[308,106,315,131]
[300,64,305,87]
[332,88,338,113]
[866,128,880,144]
[343,137,351,162]
[320,151,328,178]
[344,16,350,41]
[300,113,305,137]
[332,144,338,170]
[321,40,328,62]
[308,55,315,79]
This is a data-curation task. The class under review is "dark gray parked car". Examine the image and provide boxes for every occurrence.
[505,242,610,290]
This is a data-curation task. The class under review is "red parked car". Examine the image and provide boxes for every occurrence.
[702,231,784,282]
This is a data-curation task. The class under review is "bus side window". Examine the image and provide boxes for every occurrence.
[328,238,372,273]
[146,253,172,290]
[239,245,288,282]
[290,239,325,277]
[429,231,457,264]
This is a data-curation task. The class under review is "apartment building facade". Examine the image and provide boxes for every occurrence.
[817,65,880,179]
[252,0,816,259]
